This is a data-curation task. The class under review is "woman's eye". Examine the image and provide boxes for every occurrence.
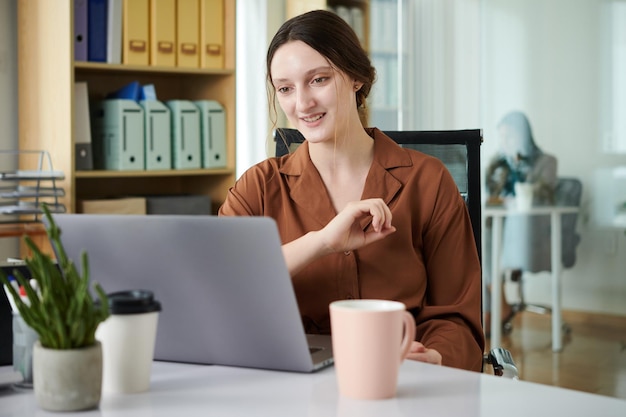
[312,77,328,85]
[277,86,291,94]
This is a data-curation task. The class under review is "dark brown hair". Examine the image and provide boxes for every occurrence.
[266,9,375,114]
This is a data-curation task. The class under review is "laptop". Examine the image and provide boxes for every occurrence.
[48,214,333,373]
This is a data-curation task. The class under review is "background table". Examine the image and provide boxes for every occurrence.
[482,205,580,351]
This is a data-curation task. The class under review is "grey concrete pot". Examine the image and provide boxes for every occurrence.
[32,340,102,412]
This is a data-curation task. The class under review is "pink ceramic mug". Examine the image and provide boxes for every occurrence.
[329,299,416,400]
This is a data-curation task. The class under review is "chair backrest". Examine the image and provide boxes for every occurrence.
[555,177,583,268]
[274,128,483,261]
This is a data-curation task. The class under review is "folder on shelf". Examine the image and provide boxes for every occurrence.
[74,82,94,170]
[195,100,227,168]
[140,100,172,170]
[107,0,123,64]
[123,0,150,65]
[87,0,107,62]
[176,0,200,68]
[166,100,201,169]
[74,0,88,61]
[199,0,224,69]
[106,81,142,100]
[150,0,176,67]
[91,99,145,171]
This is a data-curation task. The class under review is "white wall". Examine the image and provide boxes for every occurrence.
[0,0,19,259]
[481,0,626,315]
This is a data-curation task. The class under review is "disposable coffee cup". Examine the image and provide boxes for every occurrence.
[514,182,534,211]
[96,290,161,394]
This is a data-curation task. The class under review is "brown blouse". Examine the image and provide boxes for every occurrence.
[219,128,485,371]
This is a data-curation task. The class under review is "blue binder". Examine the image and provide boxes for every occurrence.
[87,0,107,62]
[166,100,201,169]
[74,0,88,61]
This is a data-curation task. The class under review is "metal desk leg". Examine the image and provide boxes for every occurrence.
[491,215,503,348]
[551,212,563,352]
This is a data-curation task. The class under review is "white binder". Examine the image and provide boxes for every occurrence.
[166,100,202,169]
[140,100,172,170]
[92,99,145,170]
[194,100,227,168]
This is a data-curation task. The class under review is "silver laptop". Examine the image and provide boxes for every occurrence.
[48,214,333,373]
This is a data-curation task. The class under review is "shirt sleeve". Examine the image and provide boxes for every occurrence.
[413,162,485,371]
[218,164,270,217]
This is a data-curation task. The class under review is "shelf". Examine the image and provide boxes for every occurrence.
[0,150,66,224]
[74,61,235,76]
[75,168,233,179]
[18,0,237,220]
[0,222,47,238]
[0,204,66,216]
[0,170,64,181]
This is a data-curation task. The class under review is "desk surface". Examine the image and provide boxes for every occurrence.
[1,361,625,417]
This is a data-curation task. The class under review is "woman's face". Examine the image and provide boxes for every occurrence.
[498,124,522,158]
[270,40,360,144]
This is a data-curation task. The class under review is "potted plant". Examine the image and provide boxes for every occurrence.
[0,205,109,412]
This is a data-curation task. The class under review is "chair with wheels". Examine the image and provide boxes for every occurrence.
[274,127,518,378]
[502,177,583,334]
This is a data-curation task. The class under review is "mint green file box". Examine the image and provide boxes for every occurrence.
[194,100,227,168]
[166,100,202,169]
[91,99,145,171]
[140,100,172,170]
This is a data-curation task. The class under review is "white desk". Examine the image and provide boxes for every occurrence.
[482,205,580,351]
[1,361,625,417]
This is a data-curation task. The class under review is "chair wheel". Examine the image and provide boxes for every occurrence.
[562,324,572,335]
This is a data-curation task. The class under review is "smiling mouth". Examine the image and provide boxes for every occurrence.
[302,114,325,123]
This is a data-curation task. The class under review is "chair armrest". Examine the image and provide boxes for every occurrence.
[485,347,519,379]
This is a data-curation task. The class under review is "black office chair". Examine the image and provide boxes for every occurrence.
[502,177,583,334]
[274,128,518,378]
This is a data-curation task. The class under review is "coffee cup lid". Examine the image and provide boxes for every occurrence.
[104,290,162,314]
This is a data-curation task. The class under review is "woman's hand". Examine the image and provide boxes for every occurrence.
[407,341,443,366]
[282,198,396,276]
[317,198,396,254]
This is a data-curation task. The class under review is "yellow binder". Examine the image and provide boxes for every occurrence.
[200,0,224,69]
[123,0,150,65]
[176,0,200,68]
[150,0,176,67]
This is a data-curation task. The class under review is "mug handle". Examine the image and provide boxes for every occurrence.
[399,311,416,361]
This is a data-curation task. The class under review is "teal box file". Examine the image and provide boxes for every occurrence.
[166,100,202,169]
[140,100,172,170]
[91,99,145,170]
[194,100,227,168]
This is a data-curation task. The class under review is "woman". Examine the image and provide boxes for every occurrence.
[219,10,484,371]
[486,111,558,206]
[484,111,558,332]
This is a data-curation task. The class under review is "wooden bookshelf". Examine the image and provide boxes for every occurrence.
[17,0,237,215]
